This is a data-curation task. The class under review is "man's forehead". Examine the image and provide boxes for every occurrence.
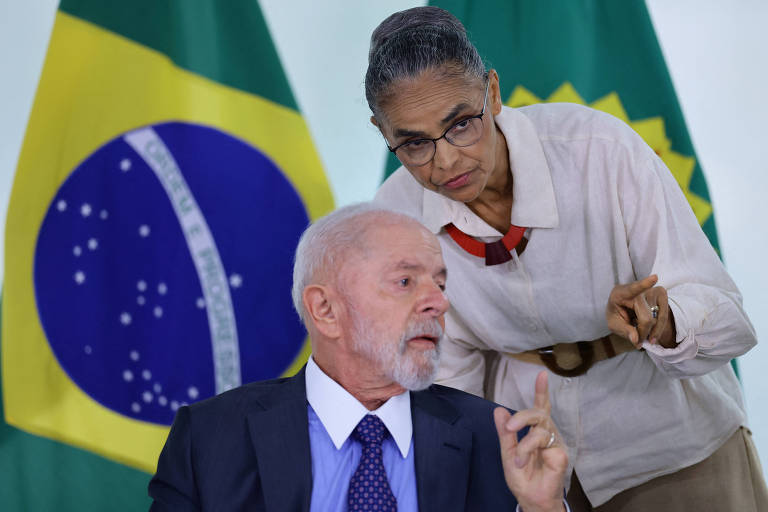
[370,223,444,264]
[368,219,438,247]
[334,219,445,291]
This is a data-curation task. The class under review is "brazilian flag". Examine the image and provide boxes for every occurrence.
[1,1,333,509]
[385,0,719,253]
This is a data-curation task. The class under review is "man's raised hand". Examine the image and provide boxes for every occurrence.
[494,371,567,512]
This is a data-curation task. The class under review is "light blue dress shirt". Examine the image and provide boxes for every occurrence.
[306,357,418,512]
[304,357,569,512]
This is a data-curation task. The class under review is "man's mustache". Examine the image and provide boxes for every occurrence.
[399,318,444,353]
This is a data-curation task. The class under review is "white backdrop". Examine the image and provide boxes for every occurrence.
[1,0,766,470]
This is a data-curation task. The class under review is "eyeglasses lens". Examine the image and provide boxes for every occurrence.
[396,118,484,166]
[445,118,483,146]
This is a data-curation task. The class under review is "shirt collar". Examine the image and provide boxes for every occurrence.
[422,105,559,236]
[305,356,412,457]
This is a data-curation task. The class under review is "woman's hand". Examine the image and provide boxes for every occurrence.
[494,371,567,512]
[606,274,677,348]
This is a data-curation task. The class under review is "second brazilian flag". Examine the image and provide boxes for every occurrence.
[382,0,721,252]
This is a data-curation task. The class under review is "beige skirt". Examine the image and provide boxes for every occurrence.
[566,426,768,511]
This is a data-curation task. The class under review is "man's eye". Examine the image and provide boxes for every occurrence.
[438,283,446,292]
[399,278,410,287]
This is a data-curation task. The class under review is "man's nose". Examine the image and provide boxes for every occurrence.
[419,281,450,317]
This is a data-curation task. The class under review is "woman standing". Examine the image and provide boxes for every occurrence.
[369,6,764,511]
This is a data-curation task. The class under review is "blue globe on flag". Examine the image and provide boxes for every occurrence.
[33,122,309,425]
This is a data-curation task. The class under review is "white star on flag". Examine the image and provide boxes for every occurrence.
[229,273,243,288]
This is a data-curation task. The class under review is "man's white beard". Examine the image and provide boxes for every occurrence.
[351,313,443,391]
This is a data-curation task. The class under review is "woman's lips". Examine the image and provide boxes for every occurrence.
[442,171,472,190]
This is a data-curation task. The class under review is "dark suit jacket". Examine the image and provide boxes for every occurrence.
[149,368,519,511]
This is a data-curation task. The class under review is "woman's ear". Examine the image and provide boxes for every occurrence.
[488,69,503,116]
[371,115,392,148]
[303,284,342,339]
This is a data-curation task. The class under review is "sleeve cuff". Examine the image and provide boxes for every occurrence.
[641,296,698,363]
[642,330,697,362]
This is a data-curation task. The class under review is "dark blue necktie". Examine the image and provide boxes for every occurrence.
[347,415,398,512]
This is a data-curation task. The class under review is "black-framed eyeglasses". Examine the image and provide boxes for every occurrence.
[387,79,490,167]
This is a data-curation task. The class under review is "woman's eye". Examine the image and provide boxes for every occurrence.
[399,278,410,287]
[451,119,470,132]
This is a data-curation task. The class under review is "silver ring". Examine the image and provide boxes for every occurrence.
[650,305,659,319]
[545,431,556,449]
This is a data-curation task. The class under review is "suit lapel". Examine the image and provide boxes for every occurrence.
[412,389,472,512]
[247,369,312,512]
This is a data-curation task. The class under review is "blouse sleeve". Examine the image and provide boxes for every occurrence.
[617,142,756,379]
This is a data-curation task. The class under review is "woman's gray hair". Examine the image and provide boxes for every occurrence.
[291,203,419,326]
[365,6,486,118]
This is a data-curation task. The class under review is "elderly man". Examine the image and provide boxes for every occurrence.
[149,204,569,511]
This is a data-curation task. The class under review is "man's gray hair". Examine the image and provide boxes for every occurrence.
[291,203,418,326]
[365,6,486,119]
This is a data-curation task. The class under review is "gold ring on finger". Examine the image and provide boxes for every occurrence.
[545,431,556,449]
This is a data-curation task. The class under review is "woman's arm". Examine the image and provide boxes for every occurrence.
[611,144,756,378]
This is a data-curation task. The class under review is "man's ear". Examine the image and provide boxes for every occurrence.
[303,284,342,339]
[370,115,379,128]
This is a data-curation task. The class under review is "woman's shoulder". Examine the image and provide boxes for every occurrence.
[511,103,657,174]
[514,103,644,149]
[518,103,642,145]
[373,166,425,218]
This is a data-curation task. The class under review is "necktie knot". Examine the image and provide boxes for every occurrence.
[353,414,388,446]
